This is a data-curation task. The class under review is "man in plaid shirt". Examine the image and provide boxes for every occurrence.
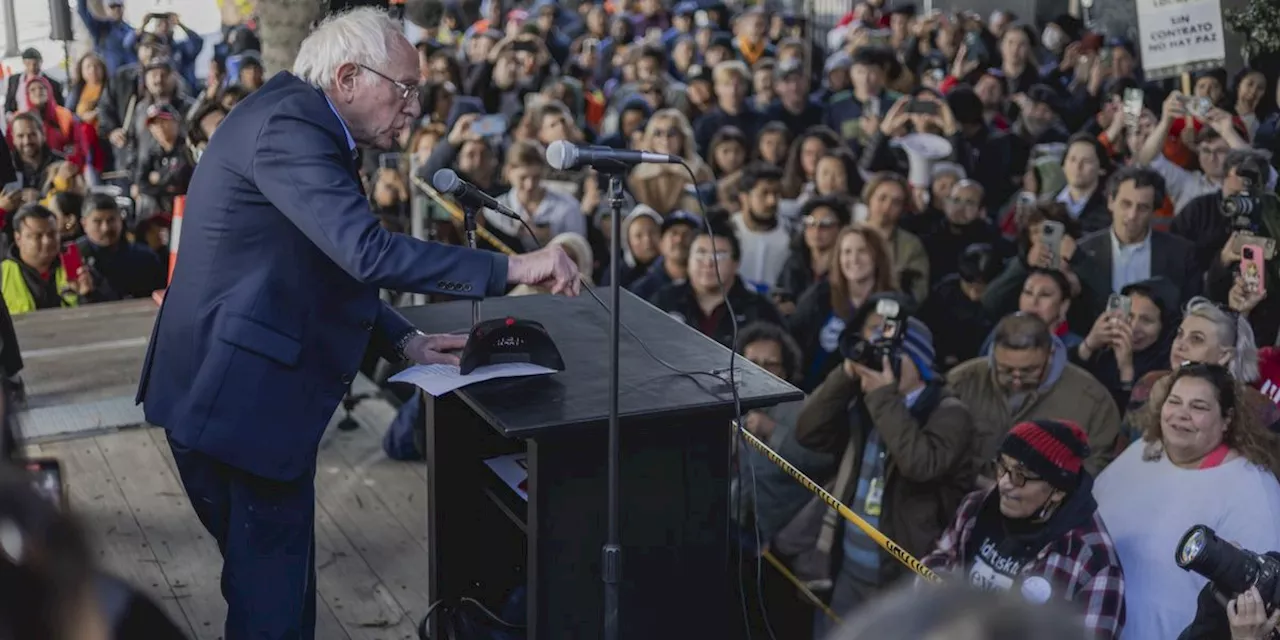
[920,420,1126,639]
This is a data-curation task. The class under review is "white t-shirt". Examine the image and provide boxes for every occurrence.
[730,212,791,295]
[1094,441,1280,640]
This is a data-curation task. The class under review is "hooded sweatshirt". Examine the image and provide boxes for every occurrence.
[946,336,1122,475]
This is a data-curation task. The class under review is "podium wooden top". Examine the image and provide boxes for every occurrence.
[399,290,802,437]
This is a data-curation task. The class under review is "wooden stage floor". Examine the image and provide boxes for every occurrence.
[25,384,429,640]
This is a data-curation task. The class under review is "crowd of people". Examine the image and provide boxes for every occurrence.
[3,0,1280,638]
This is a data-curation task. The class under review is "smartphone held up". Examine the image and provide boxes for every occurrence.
[1241,244,1266,297]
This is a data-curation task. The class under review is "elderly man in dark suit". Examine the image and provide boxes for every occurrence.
[135,8,579,639]
[1075,166,1201,314]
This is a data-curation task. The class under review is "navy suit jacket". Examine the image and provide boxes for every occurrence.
[137,73,508,481]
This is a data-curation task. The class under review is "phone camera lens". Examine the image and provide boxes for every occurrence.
[1244,248,1255,259]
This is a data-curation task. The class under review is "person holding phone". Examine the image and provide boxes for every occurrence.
[0,204,92,314]
[124,12,204,90]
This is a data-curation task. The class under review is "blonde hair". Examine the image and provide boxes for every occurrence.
[712,60,749,85]
[1182,296,1259,382]
[642,109,700,165]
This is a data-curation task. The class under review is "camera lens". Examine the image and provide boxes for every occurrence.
[1244,248,1255,260]
[1176,524,1261,598]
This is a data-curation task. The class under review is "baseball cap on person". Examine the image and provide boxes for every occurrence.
[662,210,702,233]
[684,64,713,86]
[999,420,1091,490]
[21,48,41,61]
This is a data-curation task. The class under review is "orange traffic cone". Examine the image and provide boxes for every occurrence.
[167,195,184,283]
[153,196,185,306]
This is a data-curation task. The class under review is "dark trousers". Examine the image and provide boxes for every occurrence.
[167,433,317,640]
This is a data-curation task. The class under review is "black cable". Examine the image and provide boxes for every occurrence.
[417,596,525,640]
[667,165,755,640]
[469,166,771,639]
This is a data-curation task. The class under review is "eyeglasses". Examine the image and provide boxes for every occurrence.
[652,128,683,138]
[803,215,840,229]
[994,457,1042,488]
[691,249,732,263]
[358,64,419,103]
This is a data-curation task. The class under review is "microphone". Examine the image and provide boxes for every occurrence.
[545,140,682,172]
[431,169,521,221]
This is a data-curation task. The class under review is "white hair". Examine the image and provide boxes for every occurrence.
[293,7,404,89]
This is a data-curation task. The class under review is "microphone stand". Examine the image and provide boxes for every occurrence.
[603,172,623,640]
[464,202,481,326]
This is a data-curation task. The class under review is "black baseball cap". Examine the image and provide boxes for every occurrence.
[662,210,702,233]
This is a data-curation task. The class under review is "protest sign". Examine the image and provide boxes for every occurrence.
[1136,0,1226,80]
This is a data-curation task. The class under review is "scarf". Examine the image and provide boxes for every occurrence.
[737,36,767,65]
[76,83,103,122]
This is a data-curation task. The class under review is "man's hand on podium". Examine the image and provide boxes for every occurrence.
[508,245,582,296]
[403,332,469,366]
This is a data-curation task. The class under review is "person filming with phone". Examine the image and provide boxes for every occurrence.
[791,295,977,634]
[0,204,92,315]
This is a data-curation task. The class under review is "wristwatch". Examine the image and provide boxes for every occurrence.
[395,330,427,361]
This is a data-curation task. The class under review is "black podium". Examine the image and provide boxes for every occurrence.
[400,291,800,640]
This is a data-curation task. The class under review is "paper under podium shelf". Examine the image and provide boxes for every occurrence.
[483,453,529,535]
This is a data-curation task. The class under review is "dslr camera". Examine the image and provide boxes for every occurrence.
[1177,524,1280,612]
[1223,165,1265,223]
[839,298,907,375]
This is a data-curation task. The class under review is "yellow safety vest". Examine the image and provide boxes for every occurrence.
[1,259,74,315]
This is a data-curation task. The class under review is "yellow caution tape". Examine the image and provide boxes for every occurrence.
[738,427,942,583]
[760,550,843,624]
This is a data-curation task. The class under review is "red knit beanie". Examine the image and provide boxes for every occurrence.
[999,420,1091,489]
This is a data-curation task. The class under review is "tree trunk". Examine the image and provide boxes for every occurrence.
[255,0,326,77]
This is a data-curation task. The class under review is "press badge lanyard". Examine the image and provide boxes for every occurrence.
[865,448,887,517]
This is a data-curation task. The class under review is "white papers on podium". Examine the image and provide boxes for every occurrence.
[388,362,557,397]
[484,453,528,502]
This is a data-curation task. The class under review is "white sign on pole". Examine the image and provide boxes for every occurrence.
[1135,0,1226,80]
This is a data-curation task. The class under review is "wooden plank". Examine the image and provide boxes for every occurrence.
[140,429,351,640]
[97,430,227,640]
[315,591,351,640]
[325,407,430,558]
[347,386,427,483]
[314,502,417,639]
[314,434,435,625]
[37,437,195,638]
[148,429,356,639]
[148,428,180,477]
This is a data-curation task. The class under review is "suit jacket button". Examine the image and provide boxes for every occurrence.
[463,283,473,292]
[437,281,447,289]
[340,374,354,385]
[361,320,373,331]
